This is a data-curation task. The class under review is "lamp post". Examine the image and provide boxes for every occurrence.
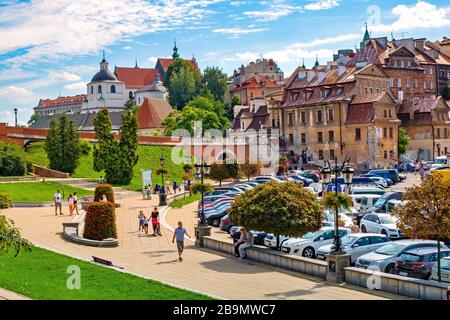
[14,108,18,127]
[321,156,353,254]
[194,161,211,225]
[159,156,167,206]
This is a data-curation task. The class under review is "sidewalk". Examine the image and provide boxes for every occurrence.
[0,288,30,300]
[2,195,409,300]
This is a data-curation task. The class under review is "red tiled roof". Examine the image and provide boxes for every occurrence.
[115,67,160,89]
[157,58,197,72]
[346,103,375,124]
[350,92,386,104]
[137,98,173,129]
[397,112,433,126]
[230,75,282,92]
[40,94,86,107]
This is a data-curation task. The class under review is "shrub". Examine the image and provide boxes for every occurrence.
[94,184,114,203]
[79,140,91,156]
[26,161,33,174]
[0,195,12,209]
[83,202,117,241]
[0,142,26,176]
[190,181,214,195]
[322,192,352,211]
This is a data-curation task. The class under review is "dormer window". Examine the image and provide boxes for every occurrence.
[306,92,312,99]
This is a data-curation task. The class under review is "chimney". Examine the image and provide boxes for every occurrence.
[255,73,260,84]
[338,65,346,77]
[318,70,326,83]
[307,70,316,83]
[415,38,425,51]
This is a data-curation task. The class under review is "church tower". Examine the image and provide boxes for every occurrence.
[360,23,371,49]
[172,40,180,59]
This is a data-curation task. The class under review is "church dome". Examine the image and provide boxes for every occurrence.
[91,68,118,82]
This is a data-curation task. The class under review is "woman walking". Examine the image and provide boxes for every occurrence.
[73,192,79,215]
[68,194,74,216]
[151,207,162,236]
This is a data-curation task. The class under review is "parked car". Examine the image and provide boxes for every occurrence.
[316,233,391,263]
[386,169,400,183]
[202,195,232,205]
[254,176,283,183]
[289,175,314,186]
[431,256,450,283]
[363,174,393,186]
[360,213,404,239]
[385,199,408,214]
[355,239,449,273]
[219,214,233,233]
[350,194,382,213]
[204,206,231,227]
[203,197,234,209]
[264,233,290,249]
[204,189,236,197]
[323,210,356,226]
[214,186,244,194]
[230,227,267,246]
[393,248,450,280]
[349,186,385,196]
[363,170,394,185]
[300,172,320,183]
[366,191,403,214]
[335,176,381,188]
[281,227,352,258]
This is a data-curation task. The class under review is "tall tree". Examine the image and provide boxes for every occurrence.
[398,127,409,155]
[203,66,228,102]
[240,160,261,181]
[209,162,229,186]
[93,109,116,173]
[394,173,450,282]
[117,107,139,185]
[168,65,197,109]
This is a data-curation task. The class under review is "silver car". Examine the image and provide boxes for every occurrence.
[263,233,289,249]
[355,239,449,273]
[431,256,450,283]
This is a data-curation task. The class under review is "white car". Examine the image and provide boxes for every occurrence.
[323,210,355,227]
[263,233,289,249]
[360,213,404,239]
[350,194,381,213]
[431,256,450,283]
[281,227,352,258]
[316,233,391,263]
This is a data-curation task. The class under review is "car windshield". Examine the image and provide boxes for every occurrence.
[441,259,450,270]
[375,243,406,256]
[374,195,389,207]
[302,231,323,240]
[379,216,396,224]
[435,158,447,165]
[341,235,357,246]
[399,253,421,262]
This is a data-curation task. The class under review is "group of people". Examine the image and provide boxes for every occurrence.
[138,207,162,236]
[53,189,79,216]
[153,180,182,195]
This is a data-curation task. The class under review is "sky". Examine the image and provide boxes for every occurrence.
[0,0,449,125]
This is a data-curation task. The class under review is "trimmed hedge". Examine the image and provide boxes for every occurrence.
[0,194,12,209]
[94,184,114,203]
[83,202,117,241]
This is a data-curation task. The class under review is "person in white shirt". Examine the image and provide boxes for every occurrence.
[72,192,79,215]
[54,190,63,216]
[68,194,74,216]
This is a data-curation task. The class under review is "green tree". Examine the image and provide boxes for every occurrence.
[117,107,139,185]
[398,127,409,155]
[442,85,450,101]
[228,181,323,249]
[45,115,80,174]
[168,66,197,109]
[209,162,229,186]
[226,160,241,180]
[202,66,227,102]
[240,160,261,181]
[93,109,117,173]
[0,142,26,176]
[27,113,40,126]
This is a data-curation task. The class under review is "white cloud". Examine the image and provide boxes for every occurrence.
[0,66,37,81]
[243,0,302,22]
[230,1,246,6]
[304,0,341,11]
[371,1,450,33]
[213,27,268,37]
[122,46,133,50]
[0,0,224,65]
[0,108,33,126]
[22,71,81,90]
[64,82,86,91]
[148,56,159,64]
[0,86,38,107]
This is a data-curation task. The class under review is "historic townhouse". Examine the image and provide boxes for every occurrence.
[229,75,282,106]
[280,63,400,170]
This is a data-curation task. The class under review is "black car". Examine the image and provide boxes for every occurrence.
[366,191,403,214]
[301,172,320,183]
[230,228,267,246]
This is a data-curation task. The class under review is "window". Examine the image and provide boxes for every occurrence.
[328,109,334,121]
[317,110,323,123]
[406,78,410,88]
[384,110,387,118]
[429,67,433,75]
[318,132,323,143]
[90,86,93,94]
[328,130,334,142]
[448,71,450,79]
[384,150,388,159]
[407,61,411,68]
[129,91,133,99]
[389,127,393,139]
[138,97,141,104]
[355,237,370,247]
[301,111,306,124]
[306,91,312,99]
[110,85,116,93]
[329,149,335,160]
[430,81,433,89]
[445,128,448,139]
[414,79,418,88]
[355,128,361,141]
[388,110,392,118]
[301,133,306,144]
[437,128,441,139]
[389,78,394,87]
[423,80,427,89]
[289,133,294,144]
[371,236,389,244]
[397,78,401,87]
[288,113,294,126]
[98,85,102,94]
[383,127,387,138]
[318,150,324,160]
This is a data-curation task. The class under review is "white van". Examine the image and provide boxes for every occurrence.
[348,186,385,196]
[350,194,382,213]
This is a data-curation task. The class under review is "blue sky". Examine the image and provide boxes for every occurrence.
[0,0,449,125]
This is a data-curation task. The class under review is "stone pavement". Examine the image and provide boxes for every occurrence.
[0,288,30,300]
[2,192,411,300]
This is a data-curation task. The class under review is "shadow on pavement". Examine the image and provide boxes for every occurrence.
[199,257,269,274]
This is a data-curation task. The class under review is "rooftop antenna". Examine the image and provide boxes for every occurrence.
[102,50,105,61]
[135,58,138,68]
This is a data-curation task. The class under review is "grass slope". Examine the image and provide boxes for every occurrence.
[25,142,185,191]
[169,193,200,208]
[0,247,211,300]
[0,181,92,202]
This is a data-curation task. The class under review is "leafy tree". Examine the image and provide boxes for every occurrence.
[203,66,227,102]
[226,160,241,180]
[443,85,450,101]
[0,196,32,256]
[168,66,197,109]
[240,160,261,181]
[93,109,116,173]
[0,142,26,176]
[162,106,222,136]
[190,181,214,195]
[393,173,450,282]
[45,115,80,174]
[163,58,202,92]
[209,162,229,186]
[229,181,323,249]
[398,127,409,155]
[231,95,241,107]
[117,107,139,185]
[27,113,40,126]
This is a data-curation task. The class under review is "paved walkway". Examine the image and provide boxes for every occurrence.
[2,192,410,300]
[0,288,29,300]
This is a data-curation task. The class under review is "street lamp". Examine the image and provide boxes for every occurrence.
[13,108,18,127]
[194,161,211,225]
[159,156,167,206]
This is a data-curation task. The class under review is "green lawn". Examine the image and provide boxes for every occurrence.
[25,142,185,191]
[0,181,92,202]
[0,247,211,300]
[169,193,200,208]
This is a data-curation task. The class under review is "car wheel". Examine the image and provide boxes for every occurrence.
[211,218,220,228]
[385,264,395,274]
[361,225,367,233]
[302,247,315,258]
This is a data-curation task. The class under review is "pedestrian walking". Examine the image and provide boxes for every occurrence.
[166,180,172,194]
[172,181,178,194]
[172,221,191,262]
[98,176,104,184]
[151,207,162,236]
[54,189,63,216]
[68,194,74,216]
[138,210,146,232]
[73,192,79,215]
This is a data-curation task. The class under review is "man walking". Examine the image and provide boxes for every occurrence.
[54,189,63,216]
[172,221,191,262]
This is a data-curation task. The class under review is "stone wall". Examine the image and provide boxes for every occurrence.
[32,164,69,178]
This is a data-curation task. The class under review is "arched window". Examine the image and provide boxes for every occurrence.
[129,91,133,99]
[90,86,93,94]
[98,85,102,94]
[111,85,116,93]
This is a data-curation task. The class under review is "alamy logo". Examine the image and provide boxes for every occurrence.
[66,265,81,290]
